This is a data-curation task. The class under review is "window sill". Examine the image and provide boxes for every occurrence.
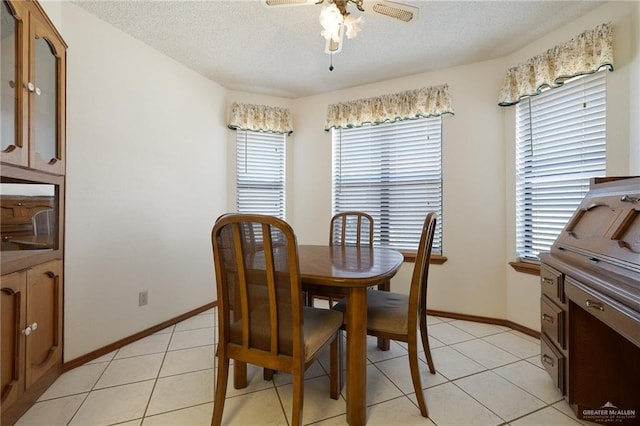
[509,260,540,276]
[401,251,447,264]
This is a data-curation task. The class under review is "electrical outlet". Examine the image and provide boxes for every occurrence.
[138,291,148,306]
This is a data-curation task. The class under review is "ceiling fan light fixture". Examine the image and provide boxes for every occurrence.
[344,14,364,39]
[372,1,418,23]
[319,4,344,42]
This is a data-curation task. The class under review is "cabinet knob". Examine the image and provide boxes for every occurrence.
[34,87,41,96]
[541,277,554,285]
[25,82,35,92]
[21,323,38,336]
[541,313,554,323]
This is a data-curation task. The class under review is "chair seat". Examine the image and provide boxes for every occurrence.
[333,290,409,335]
[230,306,343,359]
[303,307,344,359]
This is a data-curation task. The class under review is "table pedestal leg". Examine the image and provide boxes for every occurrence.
[346,287,367,426]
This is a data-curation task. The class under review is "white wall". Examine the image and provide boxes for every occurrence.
[57,3,229,361]
[631,2,640,174]
[504,1,640,330]
[288,1,640,330]
[38,0,639,361]
[289,59,509,320]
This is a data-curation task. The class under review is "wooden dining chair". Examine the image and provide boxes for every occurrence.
[211,213,343,426]
[330,211,374,247]
[306,211,376,308]
[333,213,437,417]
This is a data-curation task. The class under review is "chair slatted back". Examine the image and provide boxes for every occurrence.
[408,213,437,324]
[213,214,303,364]
[330,212,374,247]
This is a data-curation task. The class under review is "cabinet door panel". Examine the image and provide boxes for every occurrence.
[25,260,62,388]
[28,12,65,175]
[1,271,26,410]
[0,0,28,167]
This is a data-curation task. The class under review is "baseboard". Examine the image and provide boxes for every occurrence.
[63,301,218,372]
[426,309,540,339]
[63,303,537,373]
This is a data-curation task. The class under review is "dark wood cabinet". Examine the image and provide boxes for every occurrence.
[1,1,66,424]
[540,177,640,424]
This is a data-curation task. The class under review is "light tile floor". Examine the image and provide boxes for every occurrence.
[17,308,597,426]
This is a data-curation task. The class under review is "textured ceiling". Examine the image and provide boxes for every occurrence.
[73,0,605,99]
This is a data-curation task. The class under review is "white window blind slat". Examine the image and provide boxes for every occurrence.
[236,130,286,219]
[515,71,606,261]
[332,118,443,252]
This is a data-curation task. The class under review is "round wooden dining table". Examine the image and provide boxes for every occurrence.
[298,245,404,425]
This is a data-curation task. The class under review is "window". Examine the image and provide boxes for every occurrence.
[236,130,286,219]
[332,117,443,253]
[515,71,606,261]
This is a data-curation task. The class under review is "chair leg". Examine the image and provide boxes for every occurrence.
[291,371,304,426]
[233,360,248,389]
[377,280,391,351]
[338,330,346,392]
[212,356,230,426]
[305,291,312,307]
[264,368,274,381]
[407,342,429,418]
[419,316,436,374]
[329,335,339,399]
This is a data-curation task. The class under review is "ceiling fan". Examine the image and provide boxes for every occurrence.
[263,0,419,55]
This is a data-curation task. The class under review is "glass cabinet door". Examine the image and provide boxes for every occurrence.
[29,12,65,174]
[0,0,27,167]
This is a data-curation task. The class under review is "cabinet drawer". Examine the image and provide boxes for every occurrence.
[541,295,565,349]
[565,277,640,348]
[540,334,565,394]
[540,264,564,305]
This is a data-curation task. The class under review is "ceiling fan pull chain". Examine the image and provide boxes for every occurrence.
[329,51,335,71]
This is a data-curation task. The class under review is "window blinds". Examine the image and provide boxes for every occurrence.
[332,118,443,252]
[515,71,606,261]
[236,130,286,219]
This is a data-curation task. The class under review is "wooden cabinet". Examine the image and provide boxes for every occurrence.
[539,264,568,394]
[1,1,66,424]
[0,261,62,409]
[0,0,66,174]
[540,177,640,423]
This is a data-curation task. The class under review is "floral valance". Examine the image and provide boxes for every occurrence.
[228,103,293,135]
[498,23,614,107]
[324,85,454,130]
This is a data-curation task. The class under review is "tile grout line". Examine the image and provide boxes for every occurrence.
[139,324,176,423]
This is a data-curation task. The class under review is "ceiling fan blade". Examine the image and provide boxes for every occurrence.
[371,0,419,22]
[263,0,316,6]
